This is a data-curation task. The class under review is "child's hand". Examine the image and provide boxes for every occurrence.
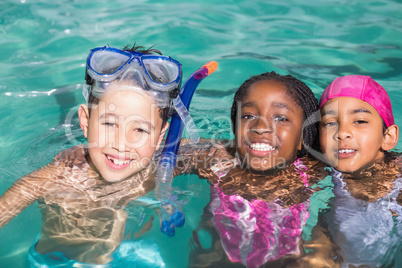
[208,141,238,179]
[208,140,233,159]
[287,256,340,268]
[288,225,341,268]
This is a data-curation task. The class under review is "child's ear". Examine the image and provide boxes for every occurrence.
[78,104,90,138]
[381,124,399,151]
[155,122,169,151]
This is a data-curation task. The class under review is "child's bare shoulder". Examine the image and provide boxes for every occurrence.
[343,154,402,202]
[215,156,327,206]
[394,152,402,171]
[20,145,95,187]
[21,145,89,184]
[21,145,100,198]
[0,147,88,205]
[53,145,87,167]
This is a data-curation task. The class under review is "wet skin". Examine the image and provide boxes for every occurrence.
[319,97,387,173]
[0,89,167,264]
[234,80,303,172]
[0,146,156,263]
[80,89,167,183]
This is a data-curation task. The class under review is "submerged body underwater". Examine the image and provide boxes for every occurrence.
[1,0,402,267]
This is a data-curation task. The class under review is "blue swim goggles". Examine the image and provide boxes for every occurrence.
[85,46,182,107]
[83,46,199,143]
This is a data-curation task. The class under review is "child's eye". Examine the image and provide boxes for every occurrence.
[321,121,337,127]
[134,128,150,134]
[241,114,255,120]
[355,120,368,124]
[273,115,288,122]
[102,122,117,127]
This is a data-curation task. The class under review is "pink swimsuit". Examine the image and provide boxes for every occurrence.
[209,159,310,268]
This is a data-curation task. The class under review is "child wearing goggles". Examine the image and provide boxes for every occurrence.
[0,43,180,266]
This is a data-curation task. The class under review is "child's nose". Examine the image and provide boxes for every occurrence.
[108,126,131,152]
[118,127,129,151]
[335,123,352,140]
[249,117,273,134]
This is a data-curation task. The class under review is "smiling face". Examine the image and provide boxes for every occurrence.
[319,97,387,173]
[234,80,304,172]
[79,88,167,182]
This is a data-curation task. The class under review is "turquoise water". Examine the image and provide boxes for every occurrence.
[0,0,402,267]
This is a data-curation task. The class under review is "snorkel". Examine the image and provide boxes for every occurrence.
[84,46,217,236]
[155,61,218,237]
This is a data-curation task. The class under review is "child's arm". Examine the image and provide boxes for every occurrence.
[175,138,235,178]
[174,138,214,175]
[0,164,54,228]
[294,224,341,268]
[0,178,38,228]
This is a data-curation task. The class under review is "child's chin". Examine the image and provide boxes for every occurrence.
[334,165,359,174]
[247,162,285,174]
[103,177,124,183]
[101,174,127,183]
[249,164,275,172]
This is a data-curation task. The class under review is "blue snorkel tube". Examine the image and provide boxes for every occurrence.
[155,61,218,237]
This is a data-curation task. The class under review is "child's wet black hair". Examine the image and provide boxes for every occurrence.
[122,43,162,56]
[87,43,170,127]
[230,71,319,157]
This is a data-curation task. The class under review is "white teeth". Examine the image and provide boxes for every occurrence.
[107,156,130,165]
[250,143,275,151]
[338,149,355,154]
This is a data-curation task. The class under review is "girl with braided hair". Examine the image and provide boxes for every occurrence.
[230,71,319,167]
[177,71,338,267]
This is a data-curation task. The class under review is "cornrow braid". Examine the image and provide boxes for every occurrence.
[230,71,319,157]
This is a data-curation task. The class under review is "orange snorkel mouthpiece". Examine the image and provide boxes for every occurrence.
[203,61,218,76]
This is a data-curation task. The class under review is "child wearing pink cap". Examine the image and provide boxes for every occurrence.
[319,75,399,173]
[318,75,402,267]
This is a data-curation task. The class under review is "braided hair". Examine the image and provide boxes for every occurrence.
[230,71,319,157]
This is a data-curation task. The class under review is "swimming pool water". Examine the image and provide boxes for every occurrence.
[0,0,401,267]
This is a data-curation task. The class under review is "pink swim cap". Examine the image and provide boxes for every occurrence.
[319,75,395,127]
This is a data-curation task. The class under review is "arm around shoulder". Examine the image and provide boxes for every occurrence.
[174,138,215,176]
[174,138,235,176]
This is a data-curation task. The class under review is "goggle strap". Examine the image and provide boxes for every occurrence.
[169,87,179,99]
[85,70,94,85]
[173,97,199,144]
[82,84,89,105]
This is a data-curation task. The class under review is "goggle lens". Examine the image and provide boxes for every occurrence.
[89,50,131,75]
[143,57,180,84]
[87,48,181,85]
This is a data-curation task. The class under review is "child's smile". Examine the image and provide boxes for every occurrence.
[248,142,276,155]
[320,97,386,173]
[79,89,167,182]
[104,153,135,170]
[335,148,357,159]
[235,80,303,172]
